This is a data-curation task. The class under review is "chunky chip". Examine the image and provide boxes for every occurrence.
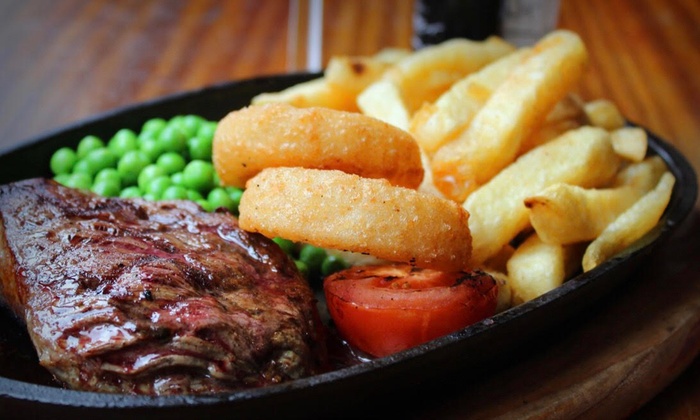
[409,49,530,154]
[582,172,676,271]
[464,126,620,265]
[507,234,586,304]
[431,30,589,202]
[525,156,667,244]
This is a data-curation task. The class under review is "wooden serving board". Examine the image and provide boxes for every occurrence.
[404,210,700,419]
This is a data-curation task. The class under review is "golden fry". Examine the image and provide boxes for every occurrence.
[409,49,529,154]
[525,157,666,245]
[612,155,668,190]
[251,77,358,112]
[525,183,644,245]
[583,172,676,271]
[611,126,648,162]
[465,126,621,265]
[483,269,513,313]
[356,79,411,130]
[431,30,589,201]
[325,49,410,95]
[239,168,472,272]
[384,36,515,113]
[507,233,585,304]
[583,99,626,130]
[518,94,586,154]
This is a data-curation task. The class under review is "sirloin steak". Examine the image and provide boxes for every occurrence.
[0,178,325,395]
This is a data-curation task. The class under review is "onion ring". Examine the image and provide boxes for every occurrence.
[213,103,424,189]
[239,167,472,272]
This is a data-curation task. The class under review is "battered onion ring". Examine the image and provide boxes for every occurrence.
[239,167,472,272]
[212,103,424,189]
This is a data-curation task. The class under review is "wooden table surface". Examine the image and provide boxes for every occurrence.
[1,0,699,418]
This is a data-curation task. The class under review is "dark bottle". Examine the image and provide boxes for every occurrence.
[412,0,502,49]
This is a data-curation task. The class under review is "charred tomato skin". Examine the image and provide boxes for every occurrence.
[323,264,498,358]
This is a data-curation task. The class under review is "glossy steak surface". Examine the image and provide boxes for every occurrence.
[0,178,325,395]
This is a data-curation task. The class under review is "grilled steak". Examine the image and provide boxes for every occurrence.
[0,178,325,395]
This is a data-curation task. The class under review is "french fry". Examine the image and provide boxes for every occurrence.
[384,36,515,113]
[409,49,530,154]
[583,99,626,130]
[464,126,621,265]
[525,156,667,245]
[483,269,513,313]
[431,30,589,202]
[357,79,411,130]
[519,118,583,154]
[518,94,586,153]
[483,244,516,273]
[324,49,409,98]
[525,184,644,245]
[612,155,667,189]
[507,233,586,304]
[611,126,648,162]
[251,77,358,112]
[582,172,676,271]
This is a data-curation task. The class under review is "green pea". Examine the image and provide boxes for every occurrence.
[156,152,187,175]
[180,115,204,138]
[142,193,158,201]
[170,171,185,186]
[76,135,104,159]
[117,150,151,186]
[137,164,167,192]
[187,135,213,161]
[91,179,121,197]
[94,168,122,188]
[53,173,71,186]
[196,121,217,141]
[120,186,142,198]
[84,148,118,173]
[299,244,327,272]
[226,187,243,213]
[108,129,139,158]
[161,185,189,200]
[145,175,172,198]
[182,160,215,193]
[207,187,235,212]
[141,118,167,136]
[196,199,214,212]
[139,138,166,162]
[186,189,204,201]
[65,172,92,190]
[273,237,296,256]
[321,254,348,276]
[158,125,187,154]
[294,260,309,278]
[72,158,99,177]
[50,147,78,175]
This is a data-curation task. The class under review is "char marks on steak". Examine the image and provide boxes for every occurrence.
[0,178,325,395]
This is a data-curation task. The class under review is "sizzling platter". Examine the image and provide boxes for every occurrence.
[0,74,696,419]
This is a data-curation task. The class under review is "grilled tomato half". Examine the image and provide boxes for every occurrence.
[323,264,498,357]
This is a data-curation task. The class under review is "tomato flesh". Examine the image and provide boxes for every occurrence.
[323,264,498,358]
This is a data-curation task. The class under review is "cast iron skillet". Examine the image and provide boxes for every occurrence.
[0,74,697,419]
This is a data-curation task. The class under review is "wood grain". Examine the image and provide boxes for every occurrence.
[0,0,699,417]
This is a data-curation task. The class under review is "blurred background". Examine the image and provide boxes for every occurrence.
[0,0,699,417]
[0,0,698,170]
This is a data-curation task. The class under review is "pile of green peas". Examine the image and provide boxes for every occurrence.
[50,114,242,213]
[49,114,347,281]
